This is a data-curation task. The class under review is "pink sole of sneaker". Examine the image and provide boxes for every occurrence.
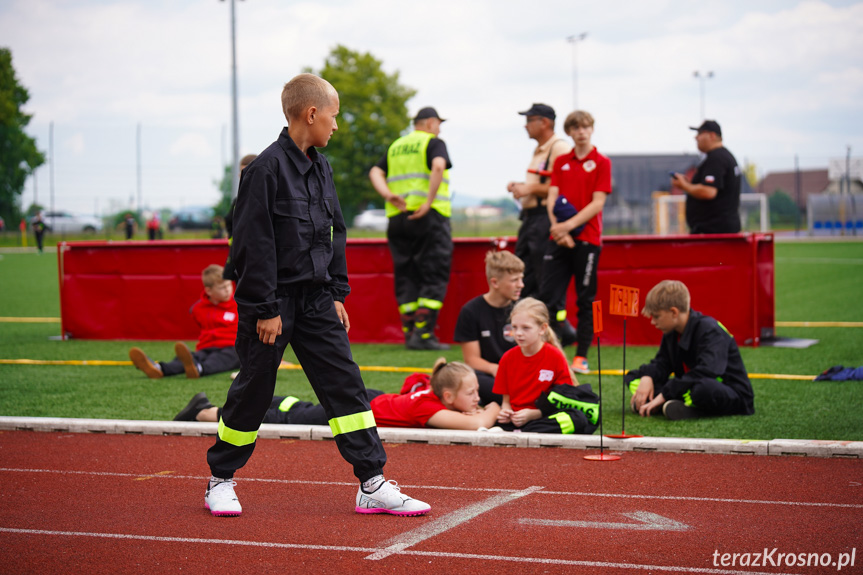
[355,506,430,517]
[204,503,241,517]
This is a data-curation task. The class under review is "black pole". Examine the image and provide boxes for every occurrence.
[621,318,627,434]
[597,334,604,455]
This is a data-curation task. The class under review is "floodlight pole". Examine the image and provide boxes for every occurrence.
[567,33,588,110]
[222,0,242,200]
[693,70,714,120]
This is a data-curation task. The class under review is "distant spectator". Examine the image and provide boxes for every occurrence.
[123,213,136,240]
[31,211,47,254]
[146,213,162,241]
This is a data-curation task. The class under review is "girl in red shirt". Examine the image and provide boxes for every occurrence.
[177,359,501,431]
[494,297,578,430]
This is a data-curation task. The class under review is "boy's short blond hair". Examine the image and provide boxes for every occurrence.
[485,250,525,282]
[281,73,337,123]
[202,264,227,288]
[563,110,595,133]
[641,280,691,317]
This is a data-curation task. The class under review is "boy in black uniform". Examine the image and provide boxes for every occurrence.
[626,280,754,420]
[453,250,523,405]
[204,74,430,518]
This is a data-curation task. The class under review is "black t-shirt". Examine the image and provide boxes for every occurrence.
[374,137,452,172]
[453,295,516,365]
[686,146,742,234]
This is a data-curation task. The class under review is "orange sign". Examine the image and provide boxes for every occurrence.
[592,300,603,334]
[609,284,640,317]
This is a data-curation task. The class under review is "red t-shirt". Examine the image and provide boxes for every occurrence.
[190,290,239,350]
[550,146,612,246]
[493,342,574,411]
[371,387,447,427]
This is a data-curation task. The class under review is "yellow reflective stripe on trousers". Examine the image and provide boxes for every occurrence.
[218,418,258,446]
[556,310,567,322]
[682,390,693,407]
[278,396,300,412]
[417,297,443,310]
[329,410,377,437]
[548,411,575,435]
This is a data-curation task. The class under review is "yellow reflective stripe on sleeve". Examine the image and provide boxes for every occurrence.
[628,378,641,395]
[417,298,443,310]
[549,411,575,435]
[555,310,567,322]
[278,396,300,412]
[218,418,258,447]
[329,410,377,437]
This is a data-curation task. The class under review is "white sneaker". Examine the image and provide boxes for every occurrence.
[355,480,430,516]
[205,479,242,517]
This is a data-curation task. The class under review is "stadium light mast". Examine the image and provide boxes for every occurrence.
[567,32,588,110]
[222,0,243,199]
[693,70,714,120]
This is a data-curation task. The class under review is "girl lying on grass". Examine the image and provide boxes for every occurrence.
[175,358,501,431]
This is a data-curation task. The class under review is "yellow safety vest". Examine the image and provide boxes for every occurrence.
[385,130,451,218]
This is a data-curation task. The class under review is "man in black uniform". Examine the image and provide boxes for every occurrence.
[204,73,429,518]
[671,120,742,234]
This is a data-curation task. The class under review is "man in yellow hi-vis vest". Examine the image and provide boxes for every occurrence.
[369,107,453,350]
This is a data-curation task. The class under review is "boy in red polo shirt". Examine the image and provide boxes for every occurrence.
[129,264,240,379]
[539,110,611,375]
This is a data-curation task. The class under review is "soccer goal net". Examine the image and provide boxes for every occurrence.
[652,192,768,235]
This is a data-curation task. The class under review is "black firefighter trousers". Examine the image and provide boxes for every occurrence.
[206,284,387,483]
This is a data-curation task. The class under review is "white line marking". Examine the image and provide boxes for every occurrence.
[521,511,690,531]
[2,467,861,508]
[365,485,544,561]
[0,527,803,574]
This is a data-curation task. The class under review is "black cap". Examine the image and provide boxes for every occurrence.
[690,120,722,137]
[414,107,446,122]
[519,103,556,121]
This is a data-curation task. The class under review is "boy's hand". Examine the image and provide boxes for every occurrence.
[497,408,513,424]
[257,316,282,345]
[334,301,351,332]
[639,392,665,417]
[630,376,655,412]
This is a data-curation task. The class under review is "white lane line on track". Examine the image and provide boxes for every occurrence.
[365,485,544,561]
[2,467,861,509]
[0,527,803,574]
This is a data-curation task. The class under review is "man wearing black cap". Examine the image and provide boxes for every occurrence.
[507,104,572,300]
[671,120,742,234]
[369,107,454,350]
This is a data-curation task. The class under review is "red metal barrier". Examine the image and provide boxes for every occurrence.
[57,234,774,346]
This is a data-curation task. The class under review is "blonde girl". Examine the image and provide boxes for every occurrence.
[494,297,578,428]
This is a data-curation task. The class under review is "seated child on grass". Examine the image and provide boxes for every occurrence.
[175,358,501,431]
[453,250,524,405]
[493,297,600,434]
[626,280,755,420]
[129,264,240,379]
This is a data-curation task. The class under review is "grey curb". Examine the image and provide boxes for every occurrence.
[1,417,860,459]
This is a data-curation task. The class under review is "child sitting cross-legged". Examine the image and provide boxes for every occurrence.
[626,280,755,420]
[493,297,600,434]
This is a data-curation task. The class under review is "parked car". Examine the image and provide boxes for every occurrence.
[168,206,215,231]
[352,209,388,231]
[42,211,103,233]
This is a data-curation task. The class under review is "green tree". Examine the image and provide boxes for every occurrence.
[213,164,232,218]
[304,45,416,222]
[0,48,45,226]
[769,189,801,228]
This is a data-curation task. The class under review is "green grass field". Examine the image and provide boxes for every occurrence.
[1,240,861,441]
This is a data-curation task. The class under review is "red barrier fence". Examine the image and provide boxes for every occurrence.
[58,233,774,346]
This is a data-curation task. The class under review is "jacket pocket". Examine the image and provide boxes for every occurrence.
[273,198,311,248]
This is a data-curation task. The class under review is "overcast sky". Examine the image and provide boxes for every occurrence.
[3,0,862,216]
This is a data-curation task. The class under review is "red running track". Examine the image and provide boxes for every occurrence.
[1,430,861,574]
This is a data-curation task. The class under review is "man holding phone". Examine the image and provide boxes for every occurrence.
[670,120,742,234]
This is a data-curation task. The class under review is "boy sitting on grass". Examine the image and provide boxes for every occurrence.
[626,280,755,420]
[129,264,240,379]
[453,250,524,405]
